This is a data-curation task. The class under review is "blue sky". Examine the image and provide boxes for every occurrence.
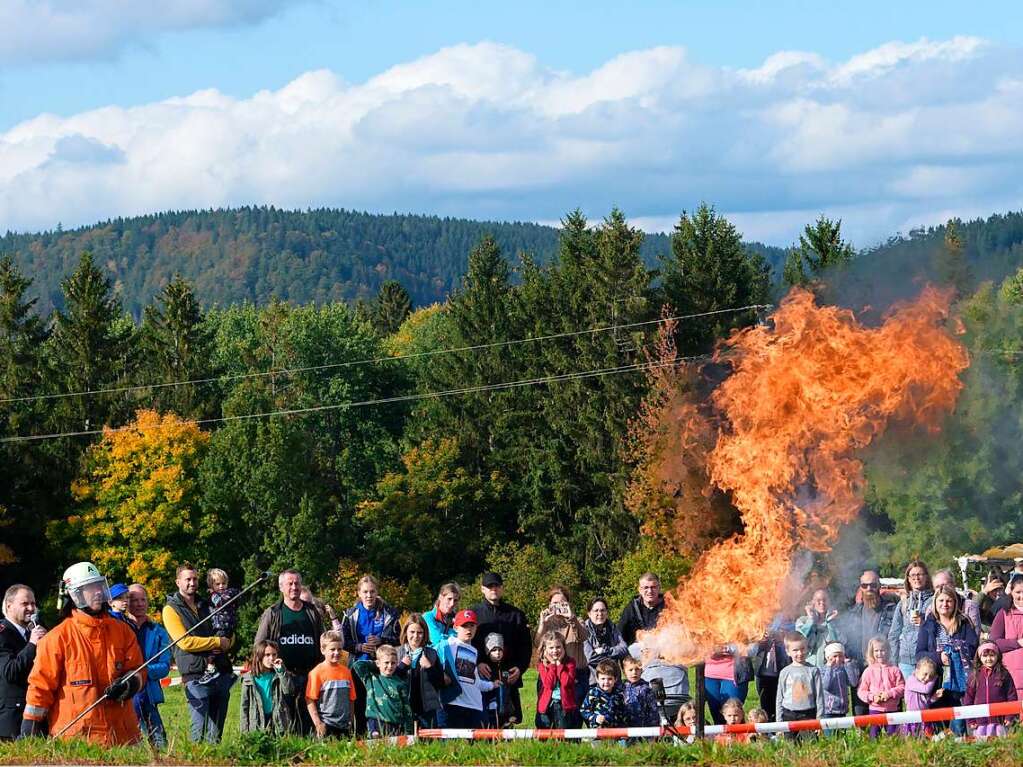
[2,0,1022,244]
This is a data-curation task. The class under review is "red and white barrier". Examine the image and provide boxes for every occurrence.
[417,700,1022,740]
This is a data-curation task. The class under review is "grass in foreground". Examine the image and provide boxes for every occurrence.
[5,673,1019,765]
[5,729,1023,767]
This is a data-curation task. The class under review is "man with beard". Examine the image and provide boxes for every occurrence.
[163,563,234,743]
[0,585,46,739]
[837,570,896,715]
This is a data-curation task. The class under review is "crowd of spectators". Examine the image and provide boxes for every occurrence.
[3,557,1023,746]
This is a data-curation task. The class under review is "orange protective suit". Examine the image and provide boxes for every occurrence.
[24,610,146,745]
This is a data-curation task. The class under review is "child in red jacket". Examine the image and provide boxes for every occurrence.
[965,642,1018,738]
[535,632,580,728]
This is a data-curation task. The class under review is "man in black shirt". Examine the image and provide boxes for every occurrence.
[254,569,323,733]
[0,585,46,739]
[617,572,665,645]
[470,572,530,724]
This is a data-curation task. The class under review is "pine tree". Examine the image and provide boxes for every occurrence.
[0,256,45,429]
[783,215,855,287]
[142,275,215,418]
[661,203,770,354]
[46,252,126,431]
[935,219,971,296]
[371,280,413,336]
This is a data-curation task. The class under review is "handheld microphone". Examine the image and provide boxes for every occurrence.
[25,613,38,631]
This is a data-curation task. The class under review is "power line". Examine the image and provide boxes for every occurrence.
[0,355,703,444]
[0,304,769,406]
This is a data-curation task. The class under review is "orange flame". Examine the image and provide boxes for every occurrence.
[641,286,970,663]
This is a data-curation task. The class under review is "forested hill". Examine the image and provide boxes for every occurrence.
[0,207,787,317]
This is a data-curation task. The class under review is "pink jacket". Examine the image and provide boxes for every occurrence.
[857,663,905,713]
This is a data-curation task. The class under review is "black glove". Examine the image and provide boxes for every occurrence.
[103,674,135,701]
[19,717,47,738]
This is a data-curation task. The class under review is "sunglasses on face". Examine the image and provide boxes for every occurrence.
[859,582,879,589]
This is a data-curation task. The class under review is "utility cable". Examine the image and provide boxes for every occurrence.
[0,304,769,405]
[0,355,705,444]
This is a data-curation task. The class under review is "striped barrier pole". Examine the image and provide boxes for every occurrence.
[417,700,1022,740]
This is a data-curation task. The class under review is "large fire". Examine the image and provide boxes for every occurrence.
[641,286,970,663]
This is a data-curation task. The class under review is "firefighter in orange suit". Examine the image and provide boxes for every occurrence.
[20,562,146,744]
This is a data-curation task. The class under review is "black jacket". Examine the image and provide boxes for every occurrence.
[0,618,35,739]
[396,645,446,715]
[617,596,664,645]
[469,600,531,681]
[837,597,898,666]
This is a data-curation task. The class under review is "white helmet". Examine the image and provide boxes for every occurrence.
[61,562,111,609]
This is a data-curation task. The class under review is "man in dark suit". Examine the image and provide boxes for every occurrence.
[0,584,46,739]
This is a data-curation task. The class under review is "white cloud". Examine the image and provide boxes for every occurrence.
[1,37,1022,244]
[0,0,301,64]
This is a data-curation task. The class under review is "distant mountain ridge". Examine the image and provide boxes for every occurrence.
[0,207,786,317]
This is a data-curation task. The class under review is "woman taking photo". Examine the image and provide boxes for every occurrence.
[582,597,628,683]
[888,559,933,678]
[534,586,590,704]
[915,584,978,735]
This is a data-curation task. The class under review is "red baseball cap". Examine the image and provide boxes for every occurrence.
[454,609,478,627]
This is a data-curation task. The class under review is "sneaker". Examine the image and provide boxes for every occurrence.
[196,667,220,685]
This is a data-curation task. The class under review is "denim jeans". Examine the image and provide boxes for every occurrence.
[703,677,748,724]
[133,695,166,749]
[184,673,234,743]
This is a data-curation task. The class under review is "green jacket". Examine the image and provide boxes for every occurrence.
[352,660,413,731]
[240,669,299,736]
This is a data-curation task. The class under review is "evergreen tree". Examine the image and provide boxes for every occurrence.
[45,252,125,431]
[661,203,770,354]
[783,215,855,288]
[935,218,971,296]
[142,275,215,418]
[371,280,413,336]
[0,256,49,584]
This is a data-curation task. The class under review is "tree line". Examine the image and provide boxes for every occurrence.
[2,205,1023,638]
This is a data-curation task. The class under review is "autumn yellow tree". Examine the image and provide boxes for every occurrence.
[59,410,210,597]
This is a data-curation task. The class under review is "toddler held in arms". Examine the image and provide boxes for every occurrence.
[198,568,240,684]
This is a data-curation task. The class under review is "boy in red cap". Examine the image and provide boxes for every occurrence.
[436,610,501,728]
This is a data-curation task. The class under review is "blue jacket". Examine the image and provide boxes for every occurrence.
[134,619,172,705]
[915,616,978,694]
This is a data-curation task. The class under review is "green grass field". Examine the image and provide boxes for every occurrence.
[4,671,1021,765]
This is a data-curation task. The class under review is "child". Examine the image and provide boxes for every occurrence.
[353,644,414,736]
[199,568,240,683]
[900,656,943,736]
[964,642,1018,738]
[856,636,905,736]
[240,640,300,735]
[622,656,659,727]
[820,642,860,718]
[580,660,628,728]
[396,613,446,729]
[746,707,770,741]
[480,632,517,727]
[306,630,357,738]
[436,609,499,728]
[775,632,823,738]
[535,631,580,728]
[715,698,750,744]
[108,583,130,623]
[674,701,699,744]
